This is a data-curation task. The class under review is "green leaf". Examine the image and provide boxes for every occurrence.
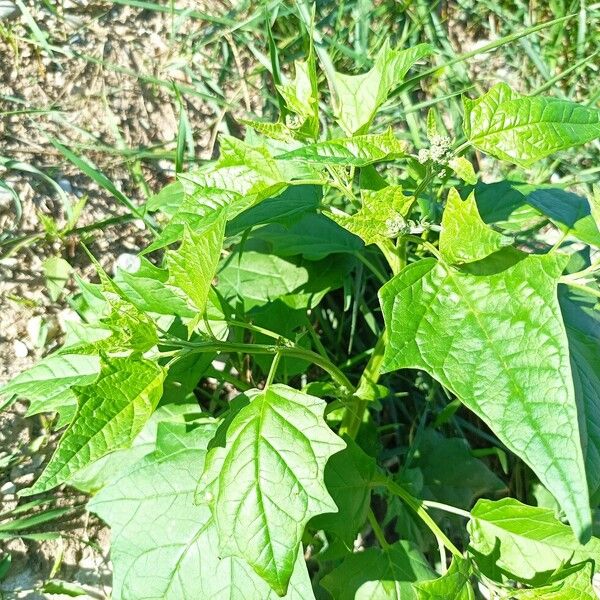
[510,562,597,599]
[379,249,591,541]
[328,41,434,134]
[328,185,413,245]
[439,188,512,264]
[166,210,226,332]
[227,185,321,236]
[472,181,545,233]
[321,541,436,599]
[96,300,158,354]
[252,213,363,259]
[89,423,315,600]
[521,186,600,248]
[412,429,505,510]
[468,498,600,584]
[463,83,600,166]
[277,58,319,138]
[197,384,345,595]
[146,180,185,216]
[216,251,350,311]
[113,256,195,317]
[448,157,477,185]
[0,353,100,411]
[145,188,242,253]
[43,256,72,301]
[276,129,408,166]
[179,136,287,202]
[23,356,165,495]
[559,287,600,503]
[310,436,376,546]
[413,556,475,600]
[66,403,203,494]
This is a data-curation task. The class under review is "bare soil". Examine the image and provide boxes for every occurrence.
[0,1,261,597]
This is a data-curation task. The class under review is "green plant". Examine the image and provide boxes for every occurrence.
[3,27,600,599]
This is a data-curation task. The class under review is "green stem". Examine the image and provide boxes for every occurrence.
[367,509,390,550]
[163,337,354,393]
[265,353,282,388]
[379,476,461,557]
[339,332,388,439]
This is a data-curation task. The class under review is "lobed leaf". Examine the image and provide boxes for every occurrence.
[23,356,165,495]
[90,423,315,600]
[468,498,600,584]
[379,249,591,541]
[197,384,345,595]
[328,42,434,135]
[439,188,512,264]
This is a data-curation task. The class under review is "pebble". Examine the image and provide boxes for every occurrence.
[0,0,18,20]
[57,178,74,194]
[0,481,16,495]
[13,340,28,358]
[114,253,141,274]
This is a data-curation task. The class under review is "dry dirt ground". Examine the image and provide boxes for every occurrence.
[0,1,264,597]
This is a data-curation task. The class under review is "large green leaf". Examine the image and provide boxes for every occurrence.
[320,541,436,599]
[309,436,376,546]
[328,42,433,134]
[328,186,413,245]
[276,129,407,166]
[413,556,475,600]
[197,385,345,595]
[179,136,288,201]
[439,188,511,264]
[252,213,363,259]
[468,498,600,584]
[227,185,321,236]
[216,251,350,311]
[0,353,100,411]
[558,287,600,504]
[471,181,544,233]
[166,210,226,332]
[464,83,600,166]
[379,249,591,540]
[23,357,165,495]
[89,423,315,600]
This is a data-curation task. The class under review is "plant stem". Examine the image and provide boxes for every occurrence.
[379,476,461,557]
[265,352,281,388]
[367,509,390,550]
[163,337,354,392]
[339,332,388,439]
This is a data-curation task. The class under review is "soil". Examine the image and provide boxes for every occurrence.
[0,1,261,597]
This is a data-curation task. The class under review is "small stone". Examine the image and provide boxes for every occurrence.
[0,1,18,20]
[13,340,28,358]
[114,253,141,275]
[57,178,73,194]
[0,481,16,495]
